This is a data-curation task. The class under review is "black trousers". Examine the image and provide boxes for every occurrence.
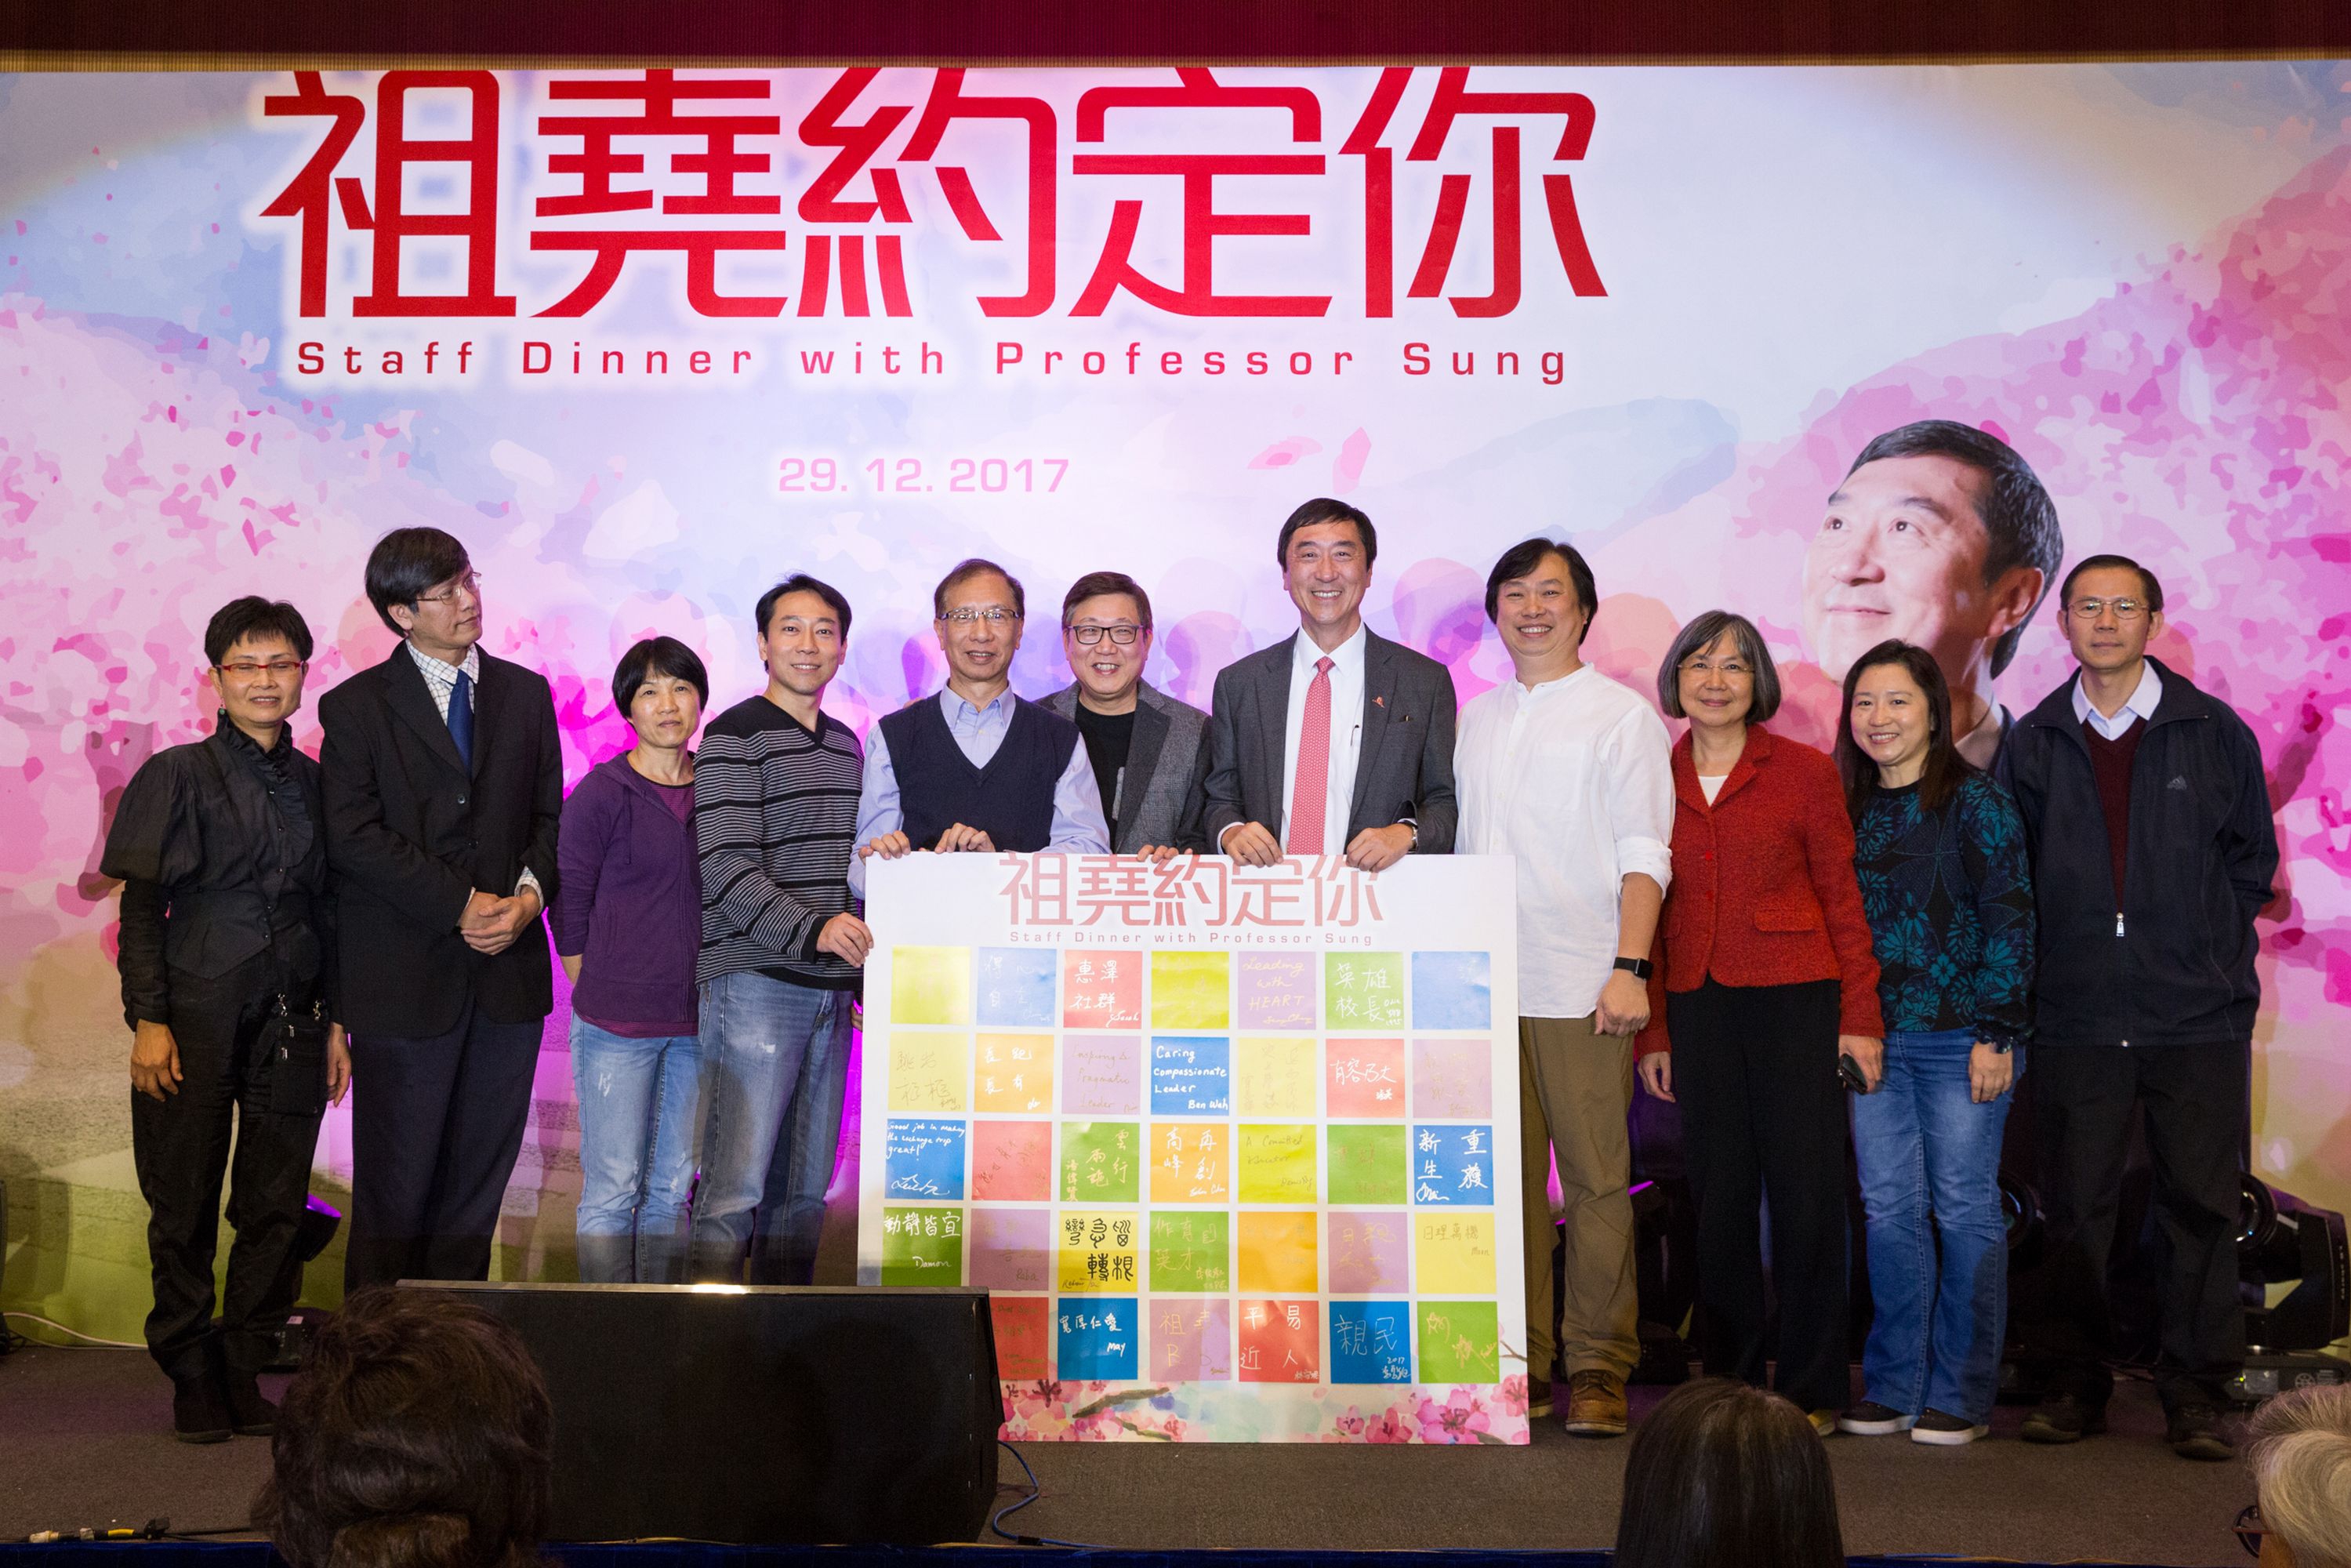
[1667,977,1852,1412]
[345,1000,544,1290]
[2018,1040,2248,1410]
[131,957,324,1382]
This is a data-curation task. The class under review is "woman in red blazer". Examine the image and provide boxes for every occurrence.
[1634,610,1885,1429]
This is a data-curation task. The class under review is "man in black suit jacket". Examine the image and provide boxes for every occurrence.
[1203,499,1458,866]
[323,527,561,1288]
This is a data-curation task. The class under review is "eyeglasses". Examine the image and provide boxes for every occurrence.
[938,607,1021,626]
[217,659,305,679]
[2065,597,2145,621]
[2234,1502,2265,1558]
[1680,656,1753,678]
[415,570,483,605]
[1065,623,1143,646]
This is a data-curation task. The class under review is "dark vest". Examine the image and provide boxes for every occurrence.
[878,694,1077,853]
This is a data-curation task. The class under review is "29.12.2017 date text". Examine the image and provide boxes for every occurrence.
[776,456,1070,496]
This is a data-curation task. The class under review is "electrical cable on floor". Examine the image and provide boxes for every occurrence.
[989,1440,1094,1548]
[1,1311,143,1348]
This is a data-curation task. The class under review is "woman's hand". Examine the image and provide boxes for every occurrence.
[1840,1033,1885,1093]
[1969,1042,2014,1104]
[1637,1052,1674,1102]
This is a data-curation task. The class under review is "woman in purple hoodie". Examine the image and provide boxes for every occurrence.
[553,637,708,1283]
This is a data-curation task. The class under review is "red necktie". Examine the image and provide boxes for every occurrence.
[1288,655,1337,854]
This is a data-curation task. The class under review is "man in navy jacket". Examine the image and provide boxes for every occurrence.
[1997,553,2278,1461]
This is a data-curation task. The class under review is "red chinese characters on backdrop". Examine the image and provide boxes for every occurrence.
[998,854,1386,933]
[257,67,1602,322]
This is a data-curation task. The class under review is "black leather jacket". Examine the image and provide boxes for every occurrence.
[100,715,336,1026]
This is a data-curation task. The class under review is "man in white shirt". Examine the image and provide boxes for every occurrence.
[1457,538,1672,1436]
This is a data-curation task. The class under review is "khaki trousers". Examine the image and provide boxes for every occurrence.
[1519,1013,1640,1381]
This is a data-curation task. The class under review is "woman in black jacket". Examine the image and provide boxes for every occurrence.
[102,597,348,1443]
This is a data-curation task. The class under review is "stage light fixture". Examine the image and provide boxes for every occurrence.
[2238,1176,2349,1354]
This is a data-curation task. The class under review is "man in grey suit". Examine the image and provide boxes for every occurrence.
[1043,571,1210,855]
[1203,499,1457,868]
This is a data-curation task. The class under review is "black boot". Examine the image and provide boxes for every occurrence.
[171,1370,233,1443]
[221,1365,278,1437]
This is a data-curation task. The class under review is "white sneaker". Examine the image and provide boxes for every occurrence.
[1911,1408,1989,1445]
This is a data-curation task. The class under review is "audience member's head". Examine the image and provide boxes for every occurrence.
[1613,1377,1845,1568]
[256,1287,553,1568]
[2244,1383,2351,1567]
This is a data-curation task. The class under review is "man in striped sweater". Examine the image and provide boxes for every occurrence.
[688,574,872,1284]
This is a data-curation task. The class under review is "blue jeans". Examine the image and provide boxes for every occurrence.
[749,993,855,1286]
[689,970,855,1283]
[1852,1027,2023,1423]
[569,1016,702,1284]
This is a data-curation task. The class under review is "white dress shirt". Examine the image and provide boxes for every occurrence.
[1277,624,1367,848]
[848,688,1111,896]
[1456,663,1674,1018]
[2072,661,2163,741]
[407,640,539,901]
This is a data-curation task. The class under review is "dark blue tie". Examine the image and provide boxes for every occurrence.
[448,668,475,770]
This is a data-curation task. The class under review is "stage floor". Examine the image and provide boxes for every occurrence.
[0,1342,2252,1563]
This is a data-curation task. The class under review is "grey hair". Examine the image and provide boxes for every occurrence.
[1656,610,1783,724]
[2248,1384,2351,1568]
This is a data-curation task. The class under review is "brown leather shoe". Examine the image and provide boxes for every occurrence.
[1525,1376,1553,1418]
[1563,1370,1628,1437]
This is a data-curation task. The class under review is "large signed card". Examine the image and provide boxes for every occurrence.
[857,852,1529,1443]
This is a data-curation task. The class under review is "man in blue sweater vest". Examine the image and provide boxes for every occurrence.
[853,558,1110,892]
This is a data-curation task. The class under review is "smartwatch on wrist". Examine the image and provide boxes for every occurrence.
[1613,955,1653,981]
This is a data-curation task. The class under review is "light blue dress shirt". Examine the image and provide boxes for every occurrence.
[848,688,1112,895]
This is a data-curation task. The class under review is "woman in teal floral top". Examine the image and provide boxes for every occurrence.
[1832,641,2034,1447]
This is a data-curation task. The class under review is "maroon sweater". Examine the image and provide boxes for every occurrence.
[2082,719,2143,909]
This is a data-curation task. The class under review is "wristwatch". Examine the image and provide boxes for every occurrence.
[1613,955,1653,980]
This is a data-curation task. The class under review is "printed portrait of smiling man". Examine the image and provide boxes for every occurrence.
[1802,420,2065,768]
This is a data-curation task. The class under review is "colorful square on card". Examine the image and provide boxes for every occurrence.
[1324,952,1406,1030]
[1057,1299,1138,1381]
[974,1033,1052,1114]
[1329,1301,1415,1384]
[1326,1210,1412,1294]
[1411,951,1492,1030]
[1148,1209,1230,1293]
[891,946,971,1025]
[886,1034,967,1112]
[883,1117,966,1202]
[1235,950,1316,1030]
[976,947,1057,1027]
[880,1206,963,1286]
[1411,1038,1493,1120]
[1235,1210,1318,1294]
[970,1120,1053,1202]
[1149,950,1229,1029]
[968,1207,1052,1291]
[1061,949,1142,1029]
[1324,1037,1406,1117]
[1326,1123,1407,1206]
[1060,1121,1141,1203]
[1417,1301,1502,1385]
[1410,1123,1496,1206]
[1057,1210,1140,1293]
[1061,1033,1141,1115]
[1148,1121,1231,1203]
[1148,1036,1231,1116]
[1236,1123,1317,1203]
[1413,1213,1497,1296]
[991,1297,1050,1380]
[1236,1299,1320,1384]
[1150,1298,1232,1381]
[1234,1036,1317,1116]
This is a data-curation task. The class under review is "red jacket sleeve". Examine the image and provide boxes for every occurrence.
[1798,750,1884,1038]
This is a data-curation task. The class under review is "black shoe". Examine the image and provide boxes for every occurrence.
[221,1369,278,1437]
[2020,1392,2107,1444]
[172,1372,233,1443]
[2167,1403,2235,1462]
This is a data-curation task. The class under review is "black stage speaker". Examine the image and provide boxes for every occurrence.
[405,1283,1000,1545]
